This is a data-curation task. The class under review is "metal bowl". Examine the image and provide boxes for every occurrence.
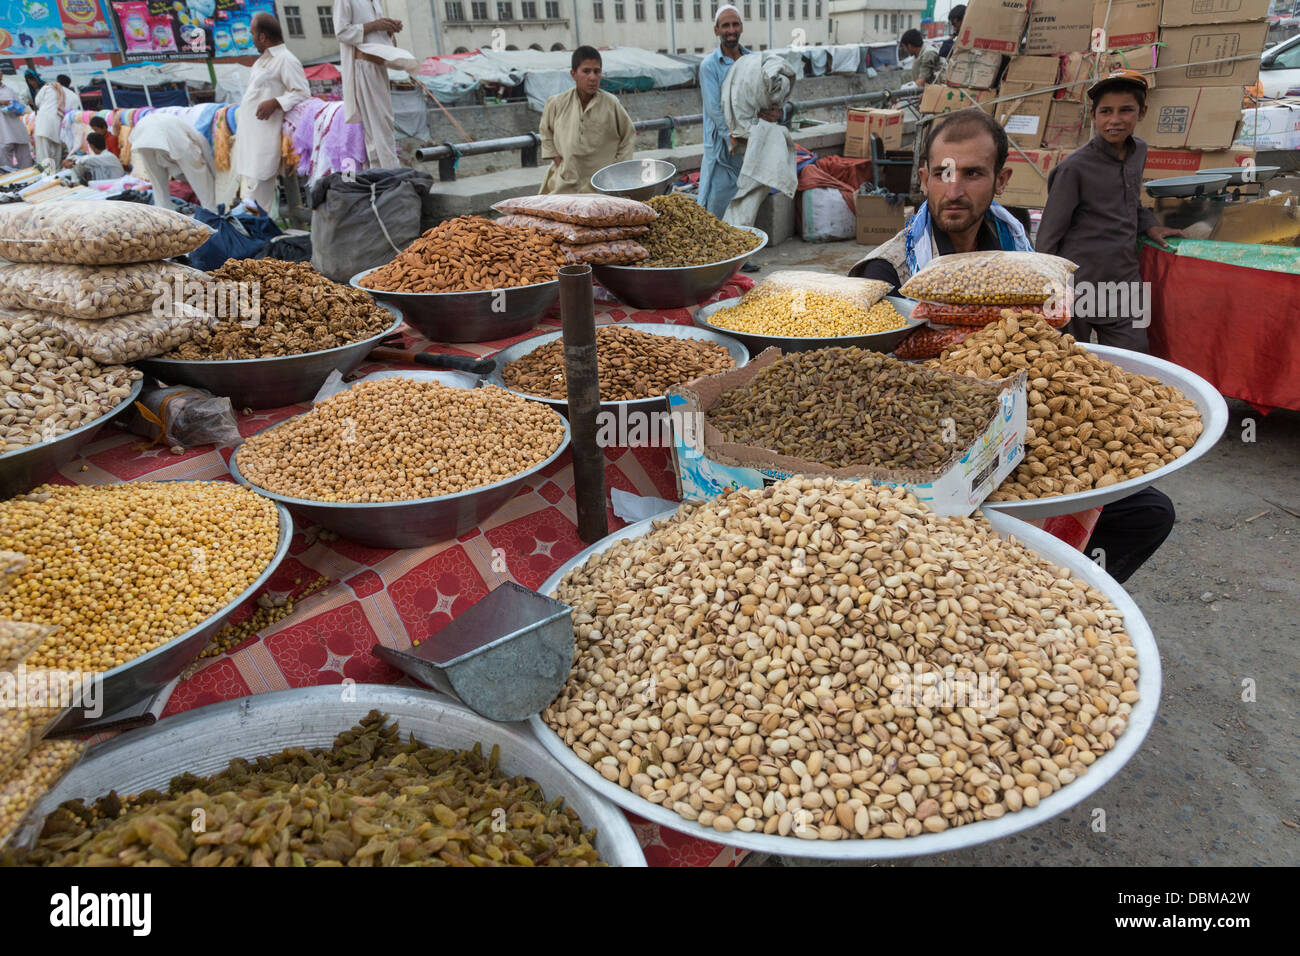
[20,685,646,866]
[592,226,768,309]
[529,509,1161,860]
[1195,165,1280,186]
[137,307,404,410]
[48,493,292,735]
[981,344,1228,520]
[229,370,571,550]
[591,158,677,201]
[695,295,923,355]
[350,269,560,344]
[486,321,750,417]
[1143,174,1232,198]
[0,377,142,499]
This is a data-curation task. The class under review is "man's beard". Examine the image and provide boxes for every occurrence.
[929,197,983,234]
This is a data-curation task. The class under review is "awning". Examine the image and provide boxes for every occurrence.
[304,63,341,81]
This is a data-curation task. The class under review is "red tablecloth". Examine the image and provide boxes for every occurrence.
[45,277,1086,867]
[1141,243,1300,413]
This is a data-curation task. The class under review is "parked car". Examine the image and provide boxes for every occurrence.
[1260,33,1300,97]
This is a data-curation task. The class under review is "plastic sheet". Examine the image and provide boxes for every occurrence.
[559,240,649,265]
[747,270,891,310]
[127,385,243,450]
[496,214,650,244]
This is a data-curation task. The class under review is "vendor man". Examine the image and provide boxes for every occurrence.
[851,108,1175,584]
[901,29,942,88]
[538,46,636,195]
[334,0,402,169]
[699,5,780,219]
[234,12,310,214]
[61,132,124,182]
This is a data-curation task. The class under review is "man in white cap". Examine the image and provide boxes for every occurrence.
[698,5,778,219]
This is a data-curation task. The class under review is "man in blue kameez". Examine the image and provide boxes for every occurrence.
[698,5,779,219]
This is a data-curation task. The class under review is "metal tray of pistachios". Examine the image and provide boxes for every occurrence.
[528,508,1160,860]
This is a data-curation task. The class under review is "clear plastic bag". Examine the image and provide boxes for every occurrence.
[491,194,657,227]
[912,301,1071,329]
[900,251,1077,306]
[29,304,214,364]
[0,261,208,320]
[746,270,892,309]
[559,240,649,265]
[0,201,214,265]
[0,621,55,672]
[127,385,244,450]
[0,707,65,782]
[496,214,650,244]
[0,553,24,595]
[0,738,85,849]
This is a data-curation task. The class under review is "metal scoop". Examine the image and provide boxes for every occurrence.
[372,582,574,723]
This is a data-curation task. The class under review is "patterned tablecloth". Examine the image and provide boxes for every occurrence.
[43,275,1089,868]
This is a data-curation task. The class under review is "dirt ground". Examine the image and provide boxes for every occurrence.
[736,238,1300,867]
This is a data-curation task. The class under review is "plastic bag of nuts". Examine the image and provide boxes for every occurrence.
[559,240,649,265]
[491,194,657,227]
[912,301,1069,329]
[0,201,214,265]
[0,703,68,782]
[748,271,891,310]
[0,261,208,320]
[0,738,85,850]
[496,214,649,244]
[900,251,1077,306]
[1,620,55,673]
[0,552,24,594]
[29,303,216,364]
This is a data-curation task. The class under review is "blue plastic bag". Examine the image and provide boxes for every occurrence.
[185,207,282,271]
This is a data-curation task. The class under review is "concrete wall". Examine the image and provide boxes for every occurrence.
[411,66,905,176]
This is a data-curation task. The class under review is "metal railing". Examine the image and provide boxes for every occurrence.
[413,86,922,181]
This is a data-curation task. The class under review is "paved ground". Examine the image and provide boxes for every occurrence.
[735,238,1299,867]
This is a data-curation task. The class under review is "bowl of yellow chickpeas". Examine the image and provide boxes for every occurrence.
[695,293,922,356]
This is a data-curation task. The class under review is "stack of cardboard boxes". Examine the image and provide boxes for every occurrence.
[910,0,1267,209]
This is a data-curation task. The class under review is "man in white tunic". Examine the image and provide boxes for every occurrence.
[234,12,309,214]
[130,111,220,210]
[333,0,401,169]
[33,75,76,169]
[0,85,31,169]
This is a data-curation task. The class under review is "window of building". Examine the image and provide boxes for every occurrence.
[656,0,664,17]
[497,1,513,19]
[454,45,470,52]
[801,0,807,16]
[787,1,793,18]
[743,1,750,17]
[614,0,625,19]
[552,41,566,49]
[774,2,780,17]
[283,5,303,35]
[635,0,644,18]
[695,46,704,52]
[316,5,333,36]
[676,46,685,52]
[889,13,897,32]
[907,14,912,28]
[471,0,488,17]
[759,42,767,49]
[693,1,701,19]
[545,0,559,14]
[521,0,536,16]
[593,0,603,18]
[757,0,764,17]
[873,13,878,30]
[674,0,683,18]
[657,47,667,52]
[815,0,820,17]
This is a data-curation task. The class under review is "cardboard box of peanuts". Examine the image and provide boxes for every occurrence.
[999,148,1061,207]
[667,349,1027,517]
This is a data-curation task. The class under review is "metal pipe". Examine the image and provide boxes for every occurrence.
[414,88,914,161]
[558,264,608,544]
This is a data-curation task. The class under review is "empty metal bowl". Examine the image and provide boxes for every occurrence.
[1194,165,1280,186]
[592,226,767,309]
[350,269,560,344]
[1143,174,1232,198]
[591,159,678,201]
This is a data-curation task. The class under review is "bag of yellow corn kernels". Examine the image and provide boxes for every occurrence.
[743,271,892,310]
[899,251,1076,307]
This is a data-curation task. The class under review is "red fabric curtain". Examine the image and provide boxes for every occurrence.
[1141,244,1300,413]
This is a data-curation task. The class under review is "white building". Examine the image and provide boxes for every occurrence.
[827,0,928,45]
[282,0,832,62]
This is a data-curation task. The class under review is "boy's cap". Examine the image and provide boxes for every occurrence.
[1088,69,1148,101]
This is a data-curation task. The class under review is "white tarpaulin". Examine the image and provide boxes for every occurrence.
[416,47,696,110]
